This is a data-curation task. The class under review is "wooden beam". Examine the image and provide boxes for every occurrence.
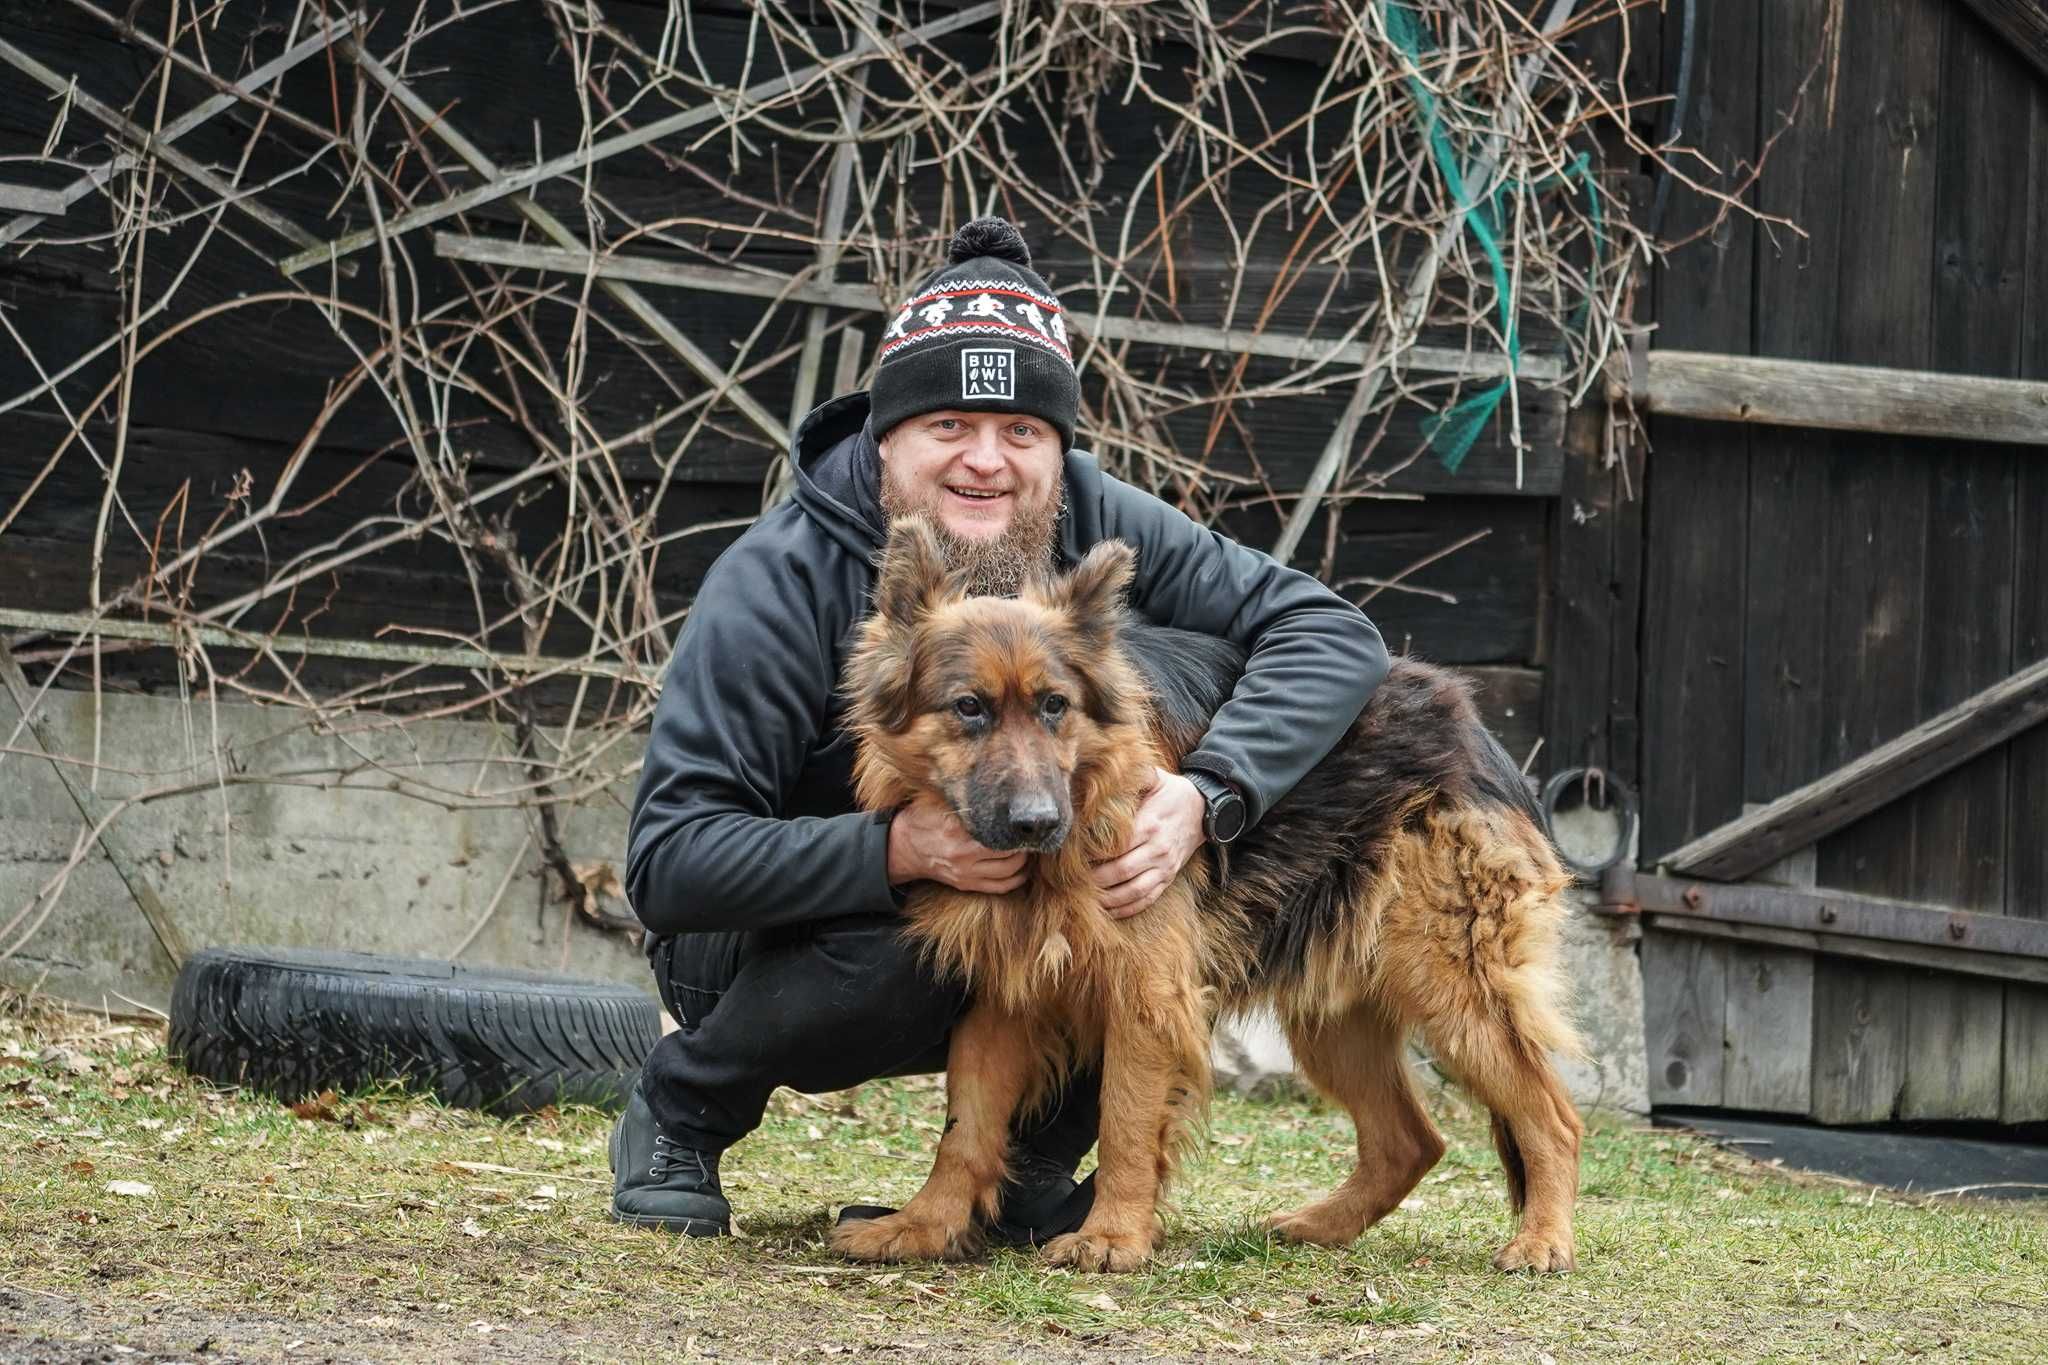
[429,234,1563,382]
[0,12,360,248]
[0,606,648,680]
[1954,0,2048,84]
[0,37,327,257]
[1645,914,2048,989]
[1661,652,2048,878]
[1627,349,2048,445]
[1634,873,2048,961]
[0,642,191,969]
[282,3,1005,276]
[347,43,789,453]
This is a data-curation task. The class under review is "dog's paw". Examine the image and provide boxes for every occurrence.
[831,1211,975,1263]
[1041,1228,1152,1273]
[1490,1227,1576,1274]
[1262,1203,1363,1248]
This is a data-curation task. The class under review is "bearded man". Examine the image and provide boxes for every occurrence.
[614,218,1391,1239]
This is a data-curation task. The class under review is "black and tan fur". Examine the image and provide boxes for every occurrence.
[829,518,1583,1274]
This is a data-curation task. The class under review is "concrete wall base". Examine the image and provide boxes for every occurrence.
[3,691,1649,1116]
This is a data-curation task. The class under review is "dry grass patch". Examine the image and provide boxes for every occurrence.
[1,987,2043,1362]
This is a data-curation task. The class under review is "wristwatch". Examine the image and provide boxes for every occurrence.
[1183,769,1247,845]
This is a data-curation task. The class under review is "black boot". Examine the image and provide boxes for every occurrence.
[836,1143,1095,1247]
[610,1081,731,1236]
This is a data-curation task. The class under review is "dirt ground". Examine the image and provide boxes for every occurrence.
[3,989,2045,1363]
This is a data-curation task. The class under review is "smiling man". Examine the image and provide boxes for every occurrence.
[614,218,1391,1241]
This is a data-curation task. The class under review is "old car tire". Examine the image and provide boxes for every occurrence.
[169,946,658,1115]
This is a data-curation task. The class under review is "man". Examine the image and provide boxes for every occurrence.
[614,217,1390,1239]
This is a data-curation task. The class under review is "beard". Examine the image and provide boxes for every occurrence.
[878,464,1065,598]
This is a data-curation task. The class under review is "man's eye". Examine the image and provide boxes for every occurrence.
[953,696,985,721]
[1012,423,1036,438]
[1041,694,1069,719]
[936,418,960,431]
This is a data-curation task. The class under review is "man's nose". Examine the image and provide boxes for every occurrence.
[959,432,1005,473]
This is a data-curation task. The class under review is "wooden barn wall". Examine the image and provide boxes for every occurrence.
[0,0,1554,756]
[1638,0,2048,1122]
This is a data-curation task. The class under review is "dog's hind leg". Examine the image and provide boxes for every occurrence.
[1263,1004,1445,1247]
[831,1001,1038,1263]
[1395,807,1584,1273]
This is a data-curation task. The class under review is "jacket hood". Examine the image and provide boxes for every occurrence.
[787,391,889,560]
[785,391,1104,568]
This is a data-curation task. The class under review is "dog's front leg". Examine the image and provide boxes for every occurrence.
[1042,993,1195,1273]
[831,1000,1034,1262]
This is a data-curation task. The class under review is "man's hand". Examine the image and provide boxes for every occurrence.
[1090,768,1206,919]
[887,791,1029,894]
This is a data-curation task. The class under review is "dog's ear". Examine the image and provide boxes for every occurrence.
[873,515,956,627]
[1047,539,1135,648]
[855,517,954,732]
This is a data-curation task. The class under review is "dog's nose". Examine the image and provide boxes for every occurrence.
[1005,795,1061,843]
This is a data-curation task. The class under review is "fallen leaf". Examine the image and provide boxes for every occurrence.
[1083,1292,1118,1312]
[66,1159,96,1176]
[135,1117,165,1131]
[460,1217,487,1238]
[37,1046,93,1075]
[289,1091,341,1122]
[106,1180,155,1197]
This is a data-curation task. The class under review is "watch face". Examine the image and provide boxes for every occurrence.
[1209,794,1246,844]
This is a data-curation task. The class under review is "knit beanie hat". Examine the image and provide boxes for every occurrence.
[869,218,1079,450]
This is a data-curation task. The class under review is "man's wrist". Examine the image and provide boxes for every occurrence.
[1182,768,1246,845]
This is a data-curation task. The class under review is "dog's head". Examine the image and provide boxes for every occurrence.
[845,517,1140,853]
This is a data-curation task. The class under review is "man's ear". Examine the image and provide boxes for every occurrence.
[873,516,956,626]
[1045,539,1135,649]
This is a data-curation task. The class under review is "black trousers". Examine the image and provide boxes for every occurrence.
[640,913,1099,1169]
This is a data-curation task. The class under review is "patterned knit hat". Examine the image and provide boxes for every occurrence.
[869,218,1079,450]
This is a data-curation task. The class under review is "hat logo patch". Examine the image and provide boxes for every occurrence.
[960,347,1016,401]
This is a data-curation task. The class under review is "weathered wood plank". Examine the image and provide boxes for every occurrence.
[1541,404,1619,777]
[1662,653,2048,879]
[1954,0,2048,84]
[2012,61,2048,926]
[1630,352,2048,445]
[1643,913,2048,989]
[1900,972,2005,1121]
[2003,983,2048,1122]
[1746,0,1846,815]
[1463,666,1543,769]
[1635,874,2048,959]
[1810,960,1910,1124]
[1811,0,1943,904]
[1723,944,1815,1113]
[1638,0,1758,861]
[1642,931,1728,1107]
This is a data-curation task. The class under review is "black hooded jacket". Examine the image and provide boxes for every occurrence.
[625,393,1391,941]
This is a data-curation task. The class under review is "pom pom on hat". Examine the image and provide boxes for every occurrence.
[946,216,1031,269]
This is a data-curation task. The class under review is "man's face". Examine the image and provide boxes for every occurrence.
[878,409,1064,596]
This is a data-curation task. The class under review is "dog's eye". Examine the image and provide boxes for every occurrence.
[1041,694,1069,720]
[953,696,985,722]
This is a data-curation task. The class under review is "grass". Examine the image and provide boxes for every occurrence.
[1,987,2044,1363]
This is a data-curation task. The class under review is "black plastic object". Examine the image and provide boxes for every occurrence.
[169,946,659,1115]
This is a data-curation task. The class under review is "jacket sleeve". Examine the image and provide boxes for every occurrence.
[1102,479,1391,829]
[624,536,898,936]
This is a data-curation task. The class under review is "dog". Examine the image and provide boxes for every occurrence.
[828,517,1583,1274]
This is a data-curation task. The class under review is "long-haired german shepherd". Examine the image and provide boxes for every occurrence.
[830,518,1583,1274]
